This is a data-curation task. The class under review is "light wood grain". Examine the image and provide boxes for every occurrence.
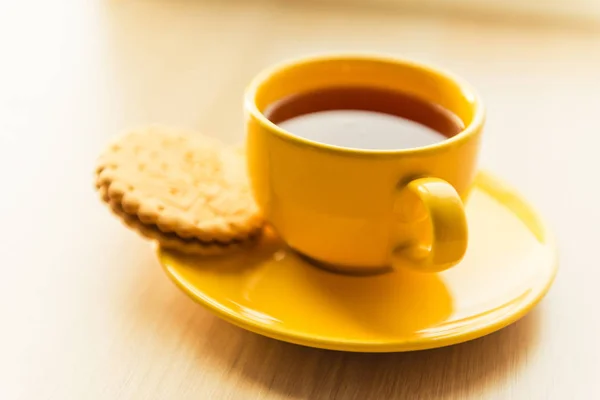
[1,1,599,399]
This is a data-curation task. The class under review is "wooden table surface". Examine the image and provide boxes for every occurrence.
[2,1,599,399]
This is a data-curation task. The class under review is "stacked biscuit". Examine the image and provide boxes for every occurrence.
[95,127,264,255]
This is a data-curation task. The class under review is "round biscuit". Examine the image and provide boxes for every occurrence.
[95,126,264,242]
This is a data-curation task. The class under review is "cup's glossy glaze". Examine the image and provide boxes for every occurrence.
[244,54,485,273]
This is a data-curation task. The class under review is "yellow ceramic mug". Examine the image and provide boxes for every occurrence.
[244,54,485,273]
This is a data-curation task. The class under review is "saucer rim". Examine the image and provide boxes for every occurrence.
[157,170,558,352]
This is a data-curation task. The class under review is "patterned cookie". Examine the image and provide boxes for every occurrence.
[95,126,263,243]
[98,185,255,255]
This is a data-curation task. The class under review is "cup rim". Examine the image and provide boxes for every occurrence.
[244,52,485,156]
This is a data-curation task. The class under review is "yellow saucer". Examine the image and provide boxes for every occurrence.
[158,171,557,352]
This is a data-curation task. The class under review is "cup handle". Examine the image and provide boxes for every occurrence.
[393,177,468,273]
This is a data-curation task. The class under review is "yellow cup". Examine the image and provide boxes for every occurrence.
[244,54,485,273]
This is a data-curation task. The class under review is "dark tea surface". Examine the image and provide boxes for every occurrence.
[264,86,465,150]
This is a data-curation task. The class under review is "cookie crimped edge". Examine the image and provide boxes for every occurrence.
[98,186,258,256]
[95,132,264,242]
